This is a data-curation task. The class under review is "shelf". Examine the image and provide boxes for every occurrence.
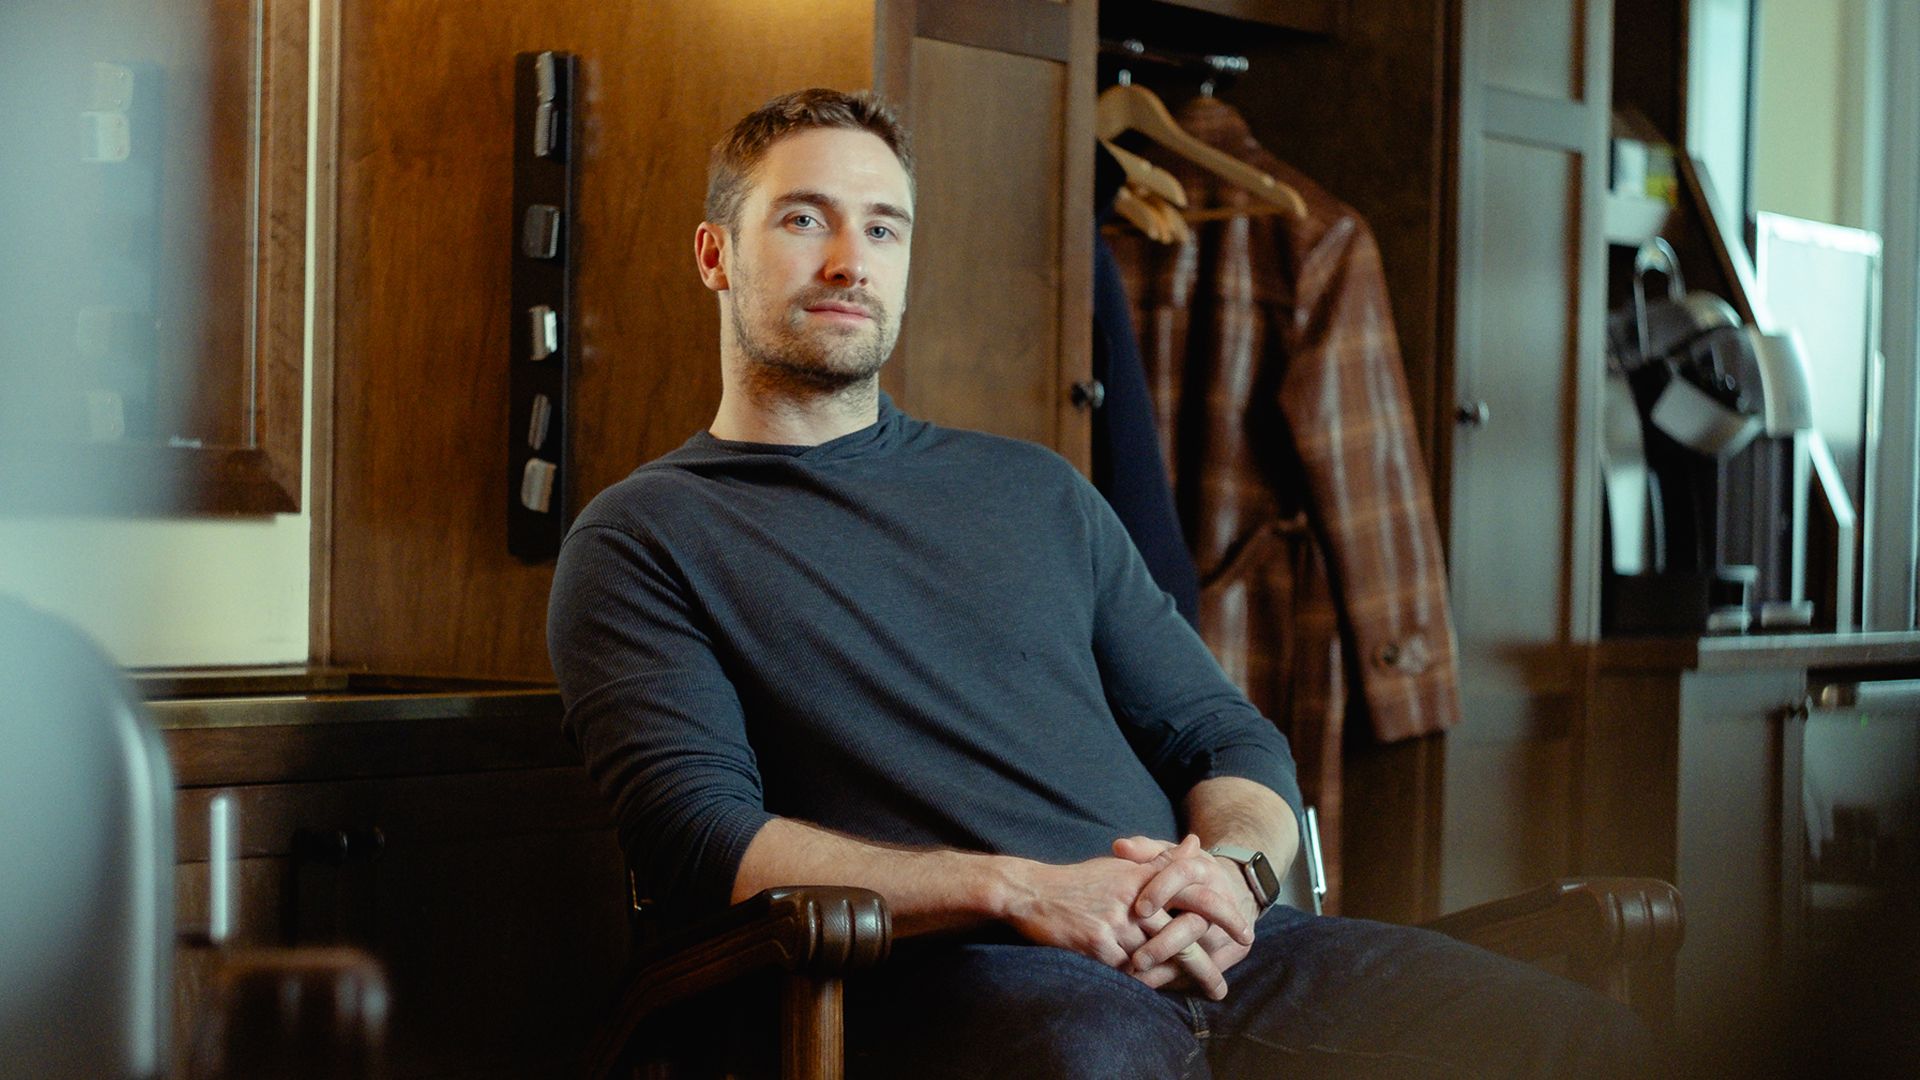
[1604,191,1672,246]
[1155,0,1341,34]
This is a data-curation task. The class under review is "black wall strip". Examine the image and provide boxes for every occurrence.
[507,50,578,562]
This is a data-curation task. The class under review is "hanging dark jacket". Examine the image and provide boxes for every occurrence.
[1092,143,1202,625]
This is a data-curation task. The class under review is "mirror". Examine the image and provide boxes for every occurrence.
[0,0,309,514]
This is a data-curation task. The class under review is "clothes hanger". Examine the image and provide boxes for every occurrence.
[1100,139,1188,209]
[1111,186,1168,241]
[1095,83,1307,219]
[1112,185,1190,244]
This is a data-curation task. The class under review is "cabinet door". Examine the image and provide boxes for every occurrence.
[174,769,630,1079]
[1674,667,1806,1074]
[876,0,1095,471]
[1444,0,1613,908]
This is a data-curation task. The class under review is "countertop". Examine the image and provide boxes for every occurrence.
[1582,630,1920,673]
[135,666,561,731]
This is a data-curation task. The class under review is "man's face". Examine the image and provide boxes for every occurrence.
[705,127,914,388]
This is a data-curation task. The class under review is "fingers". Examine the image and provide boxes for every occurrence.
[1133,963,1181,990]
[1170,884,1255,946]
[1131,844,1254,945]
[1099,894,1170,970]
[1176,943,1228,1001]
[1131,910,1209,974]
[1113,915,1153,956]
[1131,914,1228,1000]
[1129,835,1200,910]
[1132,857,1204,917]
[1093,938,1131,969]
[1132,933,1250,997]
[1111,834,1176,864]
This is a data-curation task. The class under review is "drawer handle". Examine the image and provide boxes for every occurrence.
[294,826,386,865]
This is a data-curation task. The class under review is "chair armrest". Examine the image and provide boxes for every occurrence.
[1422,877,1683,969]
[1421,878,1683,1026]
[586,886,891,1078]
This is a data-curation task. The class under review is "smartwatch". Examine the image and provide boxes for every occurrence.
[1208,845,1280,913]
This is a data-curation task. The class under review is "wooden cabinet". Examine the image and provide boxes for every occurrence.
[1577,633,1920,1076]
[158,687,630,1079]
[878,0,1096,473]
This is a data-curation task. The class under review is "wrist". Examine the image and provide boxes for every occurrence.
[975,853,1032,923]
[1212,854,1258,907]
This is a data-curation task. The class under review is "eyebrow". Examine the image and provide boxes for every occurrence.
[769,189,914,228]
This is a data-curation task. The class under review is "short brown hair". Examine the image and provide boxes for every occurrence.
[704,88,915,230]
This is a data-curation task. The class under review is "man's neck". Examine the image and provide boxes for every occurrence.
[708,376,881,446]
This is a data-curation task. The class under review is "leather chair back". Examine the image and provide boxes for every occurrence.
[0,596,174,1077]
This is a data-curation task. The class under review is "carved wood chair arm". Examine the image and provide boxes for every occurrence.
[586,886,892,1079]
[189,946,390,1080]
[1420,877,1684,1027]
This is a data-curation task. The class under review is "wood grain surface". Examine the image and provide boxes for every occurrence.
[331,0,1095,678]
[330,0,873,677]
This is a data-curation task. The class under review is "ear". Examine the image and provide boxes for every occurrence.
[694,221,730,292]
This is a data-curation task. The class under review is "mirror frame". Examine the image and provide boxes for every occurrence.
[0,0,308,515]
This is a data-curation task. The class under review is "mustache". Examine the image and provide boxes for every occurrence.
[792,286,886,321]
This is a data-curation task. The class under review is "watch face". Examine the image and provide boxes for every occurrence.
[1247,851,1280,905]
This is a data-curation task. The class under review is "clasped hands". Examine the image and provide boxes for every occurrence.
[1005,833,1259,1001]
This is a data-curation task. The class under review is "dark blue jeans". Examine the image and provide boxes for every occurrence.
[841,905,1659,1079]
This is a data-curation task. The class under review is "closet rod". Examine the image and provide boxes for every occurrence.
[1098,37,1250,78]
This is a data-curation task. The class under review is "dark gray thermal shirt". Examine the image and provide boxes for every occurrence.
[547,395,1302,920]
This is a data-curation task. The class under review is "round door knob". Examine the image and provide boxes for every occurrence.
[1071,379,1106,411]
[1455,400,1490,427]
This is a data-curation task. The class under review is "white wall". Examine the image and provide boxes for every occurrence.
[0,5,318,669]
[1751,0,1870,227]
[0,514,309,668]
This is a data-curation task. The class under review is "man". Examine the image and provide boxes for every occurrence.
[549,88,1653,1077]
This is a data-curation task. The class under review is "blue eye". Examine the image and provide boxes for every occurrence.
[789,214,819,229]
[867,224,894,240]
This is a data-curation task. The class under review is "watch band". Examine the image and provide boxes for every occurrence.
[1209,844,1278,912]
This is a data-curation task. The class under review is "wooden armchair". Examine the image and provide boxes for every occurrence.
[584,874,1682,1080]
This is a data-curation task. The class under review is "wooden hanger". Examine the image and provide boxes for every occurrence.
[1100,139,1187,209]
[1111,186,1168,241]
[1096,83,1307,219]
[1112,185,1190,245]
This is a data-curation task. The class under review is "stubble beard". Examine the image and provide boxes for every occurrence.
[727,280,899,396]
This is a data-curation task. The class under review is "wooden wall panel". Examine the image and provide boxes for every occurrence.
[330,1,873,678]
[1439,693,1578,910]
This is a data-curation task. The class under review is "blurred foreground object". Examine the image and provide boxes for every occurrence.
[0,596,388,1078]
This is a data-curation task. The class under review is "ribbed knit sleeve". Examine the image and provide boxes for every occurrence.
[1077,480,1307,826]
[548,520,774,918]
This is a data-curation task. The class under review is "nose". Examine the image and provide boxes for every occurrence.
[821,228,868,289]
